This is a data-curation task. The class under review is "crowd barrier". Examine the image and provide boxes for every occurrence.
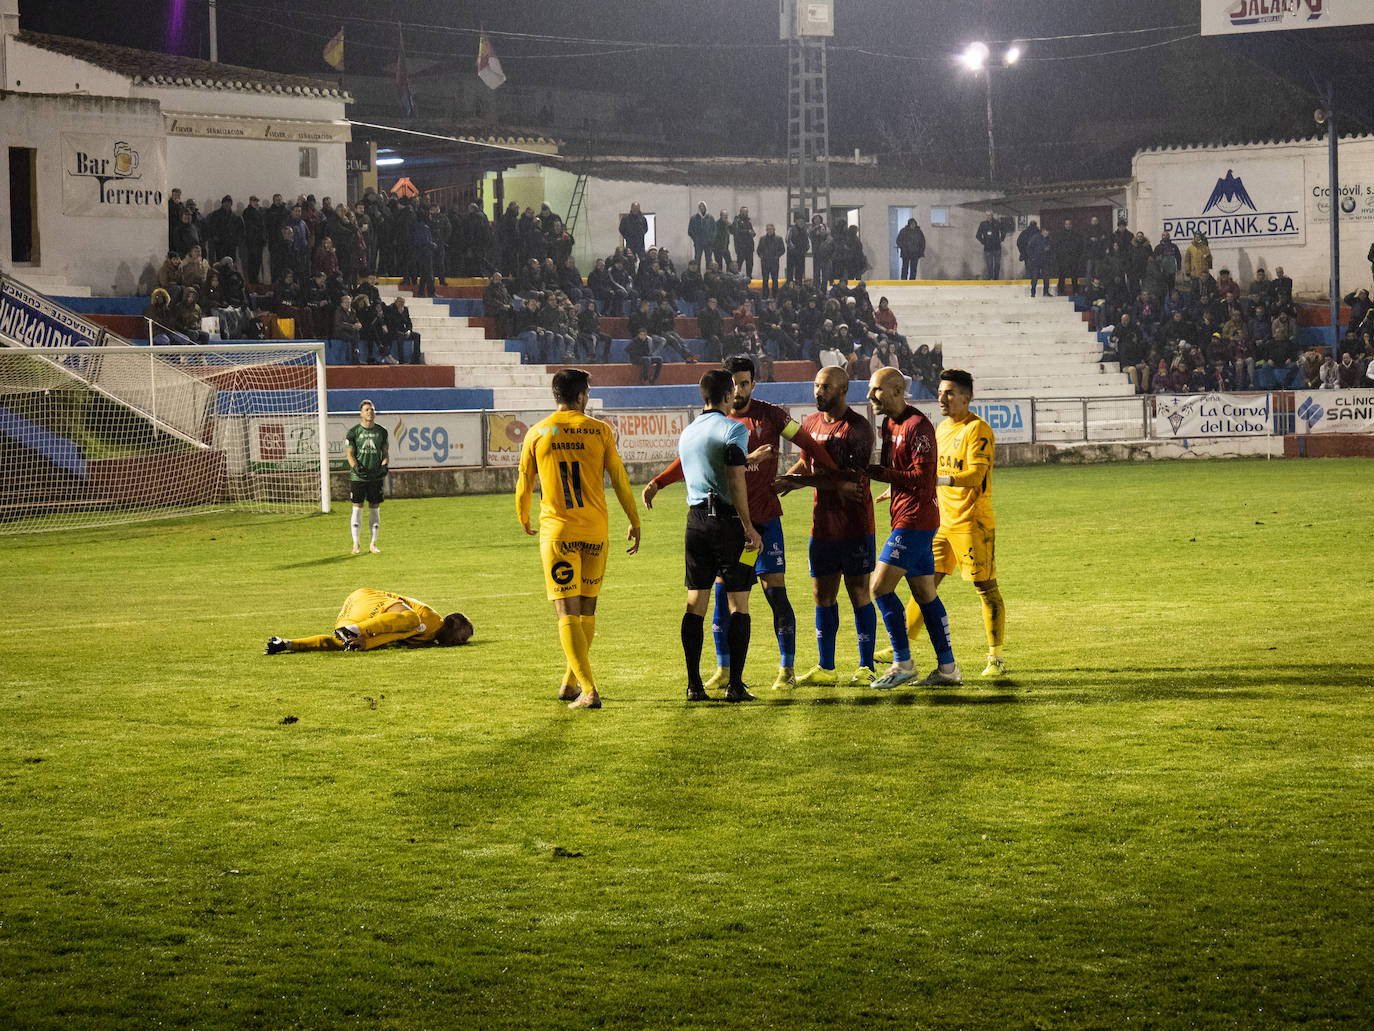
[264,389,1373,476]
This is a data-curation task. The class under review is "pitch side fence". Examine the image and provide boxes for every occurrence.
[301,390,1373,474]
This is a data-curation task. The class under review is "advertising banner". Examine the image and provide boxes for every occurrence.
[913,399,1033,445]
[247,411,483,471]
[486,411,542,467]
[1309,179,1374,225]
[1155,158,1304,246]
[1201,0,1374,36]
[1293,389,1374,433]
[602,409,693,463]
[61,134,166,218]
[0,276,103,348]
[164,114,352,145]
[1153,393,1273,437]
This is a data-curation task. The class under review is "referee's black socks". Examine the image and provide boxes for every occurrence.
[727,612,751,688]
[681,611,705,689]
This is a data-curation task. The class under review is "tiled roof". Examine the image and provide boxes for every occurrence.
[16,31,350,100]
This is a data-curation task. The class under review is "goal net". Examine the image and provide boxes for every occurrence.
[0,343,329,534]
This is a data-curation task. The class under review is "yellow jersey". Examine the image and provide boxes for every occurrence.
[515,409,640,541]
[935,412,995,530]
[335,588,443,643]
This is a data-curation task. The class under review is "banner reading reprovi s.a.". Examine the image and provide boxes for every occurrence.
[62,134,166,218]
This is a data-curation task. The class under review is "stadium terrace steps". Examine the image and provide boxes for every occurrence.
[378,287,549,407]
[16,275,90,298]
[880,284,1132,400]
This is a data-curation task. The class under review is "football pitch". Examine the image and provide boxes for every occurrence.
[2,458,1372,1029]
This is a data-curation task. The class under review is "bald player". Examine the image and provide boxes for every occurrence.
[864,366,961,688]
[776,366,879,687]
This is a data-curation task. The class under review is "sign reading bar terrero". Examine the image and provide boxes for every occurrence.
[164,114,352,144]
[1201,0,1374,36]
[61,134,166,218]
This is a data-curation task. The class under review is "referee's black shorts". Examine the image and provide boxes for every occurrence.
[684,501,757,592]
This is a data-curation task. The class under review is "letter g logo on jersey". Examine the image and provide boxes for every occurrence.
[551,560,575,586]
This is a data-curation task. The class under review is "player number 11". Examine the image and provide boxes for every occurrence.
[558,460,584,508]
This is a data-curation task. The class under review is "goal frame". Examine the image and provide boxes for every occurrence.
[3,341,331,517]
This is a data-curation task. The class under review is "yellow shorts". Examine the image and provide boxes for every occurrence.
[933,522,996,582]
[540,537,608,601]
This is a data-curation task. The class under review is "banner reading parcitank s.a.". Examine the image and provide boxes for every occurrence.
[1202,0,1374,36]
[61,134,166,218]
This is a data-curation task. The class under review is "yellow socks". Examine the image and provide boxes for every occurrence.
[905,599,926,642]
[557,614,595,692]
[976,584,1005,655]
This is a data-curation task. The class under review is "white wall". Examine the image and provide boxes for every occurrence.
[0,92,165,294]
[1132,137,1374,296]
[166,136,346,214]
[578,172,994,280]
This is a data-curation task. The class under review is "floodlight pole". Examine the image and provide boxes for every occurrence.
[209,0,218,62]
[1326,86,1341,351]
[984,68,996,183]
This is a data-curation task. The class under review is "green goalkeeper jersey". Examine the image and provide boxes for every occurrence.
[346,423,389,483]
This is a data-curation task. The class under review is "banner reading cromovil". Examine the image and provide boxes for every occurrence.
[1155,159,1305,246]
[1201,0,1374,36]
[1293,389,1374,433]
[61,134,166,218]
[1153,393,1274,437]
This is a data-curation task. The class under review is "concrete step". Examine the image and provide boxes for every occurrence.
[14,274,93,299]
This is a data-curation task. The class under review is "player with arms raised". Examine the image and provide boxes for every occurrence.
[865,367,961,688]
[642,355,837,691]
[516,369,641,710]
[776,367,880,687]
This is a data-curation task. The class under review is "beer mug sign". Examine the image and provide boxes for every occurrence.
[113,142,139,177]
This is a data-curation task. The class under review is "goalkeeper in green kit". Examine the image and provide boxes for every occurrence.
[346,399,389,554]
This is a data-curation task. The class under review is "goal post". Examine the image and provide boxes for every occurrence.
[0,341,329,534]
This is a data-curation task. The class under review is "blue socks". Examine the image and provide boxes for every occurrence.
[875,592,911,663]
[711,581,730,666]
[918,596,955,666]
[763,586,796,668]
[814,603,840,669]
[856,602,877,669]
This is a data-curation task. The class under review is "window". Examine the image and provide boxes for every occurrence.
[831,205,861,230]
[929,207,949,227]
[299,147,318,179]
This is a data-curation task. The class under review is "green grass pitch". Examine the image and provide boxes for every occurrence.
[2,458,1372,1029]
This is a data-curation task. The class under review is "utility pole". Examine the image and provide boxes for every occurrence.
[782,0,833,229]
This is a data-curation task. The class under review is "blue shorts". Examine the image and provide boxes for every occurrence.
[878,527,936,577]
[753,517,786,576]
[808,535,876,579]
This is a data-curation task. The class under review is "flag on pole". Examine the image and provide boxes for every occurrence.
[476,31,506,90]
[322,28,344,71]
[395,28,416,116]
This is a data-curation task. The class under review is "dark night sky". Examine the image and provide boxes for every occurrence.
[19,0,1370,181]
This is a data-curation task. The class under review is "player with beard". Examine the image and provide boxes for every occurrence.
[775,367,879,687]
[643,355,838,691]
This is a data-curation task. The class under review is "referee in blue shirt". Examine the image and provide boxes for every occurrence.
[677,369,764,702]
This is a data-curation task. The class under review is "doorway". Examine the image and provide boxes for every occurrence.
[9,147,39,264]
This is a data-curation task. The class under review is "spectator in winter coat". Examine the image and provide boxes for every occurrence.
[688,203,716,272]
[896,218,926,280]
[757,224,786,299]
[732,208,757,280]
[619,203,649,257]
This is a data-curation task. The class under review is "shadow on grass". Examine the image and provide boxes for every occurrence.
[648,690,1021,708]
[272,554,359,571]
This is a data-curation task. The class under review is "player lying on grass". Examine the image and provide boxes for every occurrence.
[265,588,473,653]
